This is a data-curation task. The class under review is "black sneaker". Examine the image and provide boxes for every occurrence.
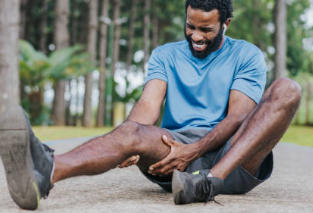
[172,169,224,205]
[0,105,54,210]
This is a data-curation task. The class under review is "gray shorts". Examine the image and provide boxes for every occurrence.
[142,128,273,194]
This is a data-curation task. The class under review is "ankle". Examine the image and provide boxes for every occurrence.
[209,169,225,180]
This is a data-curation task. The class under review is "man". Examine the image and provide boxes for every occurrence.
[0,0,301,210]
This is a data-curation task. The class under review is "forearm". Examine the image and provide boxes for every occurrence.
[127,80,166,125]
[192,114,245,158]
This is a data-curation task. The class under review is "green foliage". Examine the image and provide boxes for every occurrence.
[19,40,94,125]
[19,40,49,89]
[19,40,93,85]
[228,0,274,51]
[45,45,94,81]
[285,0,311,76]
[20,0,313,127]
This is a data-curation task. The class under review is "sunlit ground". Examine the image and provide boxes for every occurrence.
[33,125,313,148]
[33,126,113,141]
[281,125,313,147]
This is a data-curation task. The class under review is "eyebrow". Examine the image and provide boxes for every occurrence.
[186,23,215,31]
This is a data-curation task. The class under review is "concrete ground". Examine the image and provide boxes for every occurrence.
[0,137,313,213]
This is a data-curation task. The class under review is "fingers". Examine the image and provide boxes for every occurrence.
[149,158,177,175]
[149,156,171,171]
[118,155,140,168]
[132,155,140,164]
[162,135,177,147]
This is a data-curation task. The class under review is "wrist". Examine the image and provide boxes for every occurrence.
[190,142,202,159]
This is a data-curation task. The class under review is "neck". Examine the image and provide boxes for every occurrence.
[217,36,225,51]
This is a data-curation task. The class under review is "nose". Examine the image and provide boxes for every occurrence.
[191,31,204,42]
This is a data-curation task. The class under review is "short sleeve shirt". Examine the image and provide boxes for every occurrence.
[145,36,267,131]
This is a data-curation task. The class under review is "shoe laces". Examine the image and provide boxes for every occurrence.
[195,174,223,206]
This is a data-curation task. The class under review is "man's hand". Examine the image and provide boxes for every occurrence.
[148,135,199,176]
[118,155,140,168]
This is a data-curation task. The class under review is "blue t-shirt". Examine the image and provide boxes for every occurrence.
[145,36,267,131]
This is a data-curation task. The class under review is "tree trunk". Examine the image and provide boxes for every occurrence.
[112,0,121,78]
[123,0,137,120]
[305,81,311,125]
[96,0,109,127]
[0,0,20,115]
[52,0,70,126]
[73,78,80,126]
[77,1,89,44]
[23,0,33,43]
[83,0,98,127]
[19,0,28,39]
[111,0,122,125]
[143,0,151,73]
[152,0,159,50]
[39,0,48,54]
[252,0,262,49]
[65,80,72,126]
[71,0,78,46]
[126,0,137,69]
[274,0,287,80]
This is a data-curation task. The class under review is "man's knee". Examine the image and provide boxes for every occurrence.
[270,78,301,107]
[115,121,142,150]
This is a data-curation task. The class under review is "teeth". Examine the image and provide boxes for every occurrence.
[193,42,205,48]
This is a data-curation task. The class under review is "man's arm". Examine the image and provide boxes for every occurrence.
[127,79,167,125]
[192,90,256,156]
[148,90,256,175]
[118,79,167,168]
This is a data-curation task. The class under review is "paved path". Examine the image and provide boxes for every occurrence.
[0,138,313,212]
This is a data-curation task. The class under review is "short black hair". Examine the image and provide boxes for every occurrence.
[185,0,233,24]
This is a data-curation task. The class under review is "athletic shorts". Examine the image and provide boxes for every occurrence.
[142,128,273,194]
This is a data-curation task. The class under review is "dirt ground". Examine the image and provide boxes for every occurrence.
[0,137,313,213]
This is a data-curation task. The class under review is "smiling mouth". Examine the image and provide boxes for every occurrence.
[192,41,208,51]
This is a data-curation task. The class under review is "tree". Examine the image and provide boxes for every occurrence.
[83,0,99,127]
[126,0,137,70]
[152,0,159,49]
[305,80,312,125]
[110,0,122,125]
[19,0,28,39]
[52,0,70,126]
[19,40,90,124]
[274,0,287,79]
[96,0,109,127]
[0,0,20,115]
[143,0,151,73]
[39,0,48,54]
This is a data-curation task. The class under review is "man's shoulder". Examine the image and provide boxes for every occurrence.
[227,37,262,55]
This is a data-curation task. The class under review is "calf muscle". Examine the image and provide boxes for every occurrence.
[53,121,172,183]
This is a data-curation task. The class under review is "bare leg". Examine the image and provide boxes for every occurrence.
[52,121,174,183]
[210,78,301,179]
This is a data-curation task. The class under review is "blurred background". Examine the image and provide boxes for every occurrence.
[0,0,312,145]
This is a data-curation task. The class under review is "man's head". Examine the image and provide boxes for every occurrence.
[184,0,233,58]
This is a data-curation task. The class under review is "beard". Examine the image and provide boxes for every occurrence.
[185,24,224,59]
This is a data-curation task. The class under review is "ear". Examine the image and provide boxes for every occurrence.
[225,18,231,28]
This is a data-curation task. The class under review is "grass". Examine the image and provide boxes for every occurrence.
[33,126,113,141]
[33,125,313,148]
[281,125,313,148]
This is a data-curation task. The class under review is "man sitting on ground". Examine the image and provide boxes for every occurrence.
[0,0,300,210]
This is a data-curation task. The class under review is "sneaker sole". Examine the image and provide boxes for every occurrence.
[172,170,186,205]
[0,105,40,210]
